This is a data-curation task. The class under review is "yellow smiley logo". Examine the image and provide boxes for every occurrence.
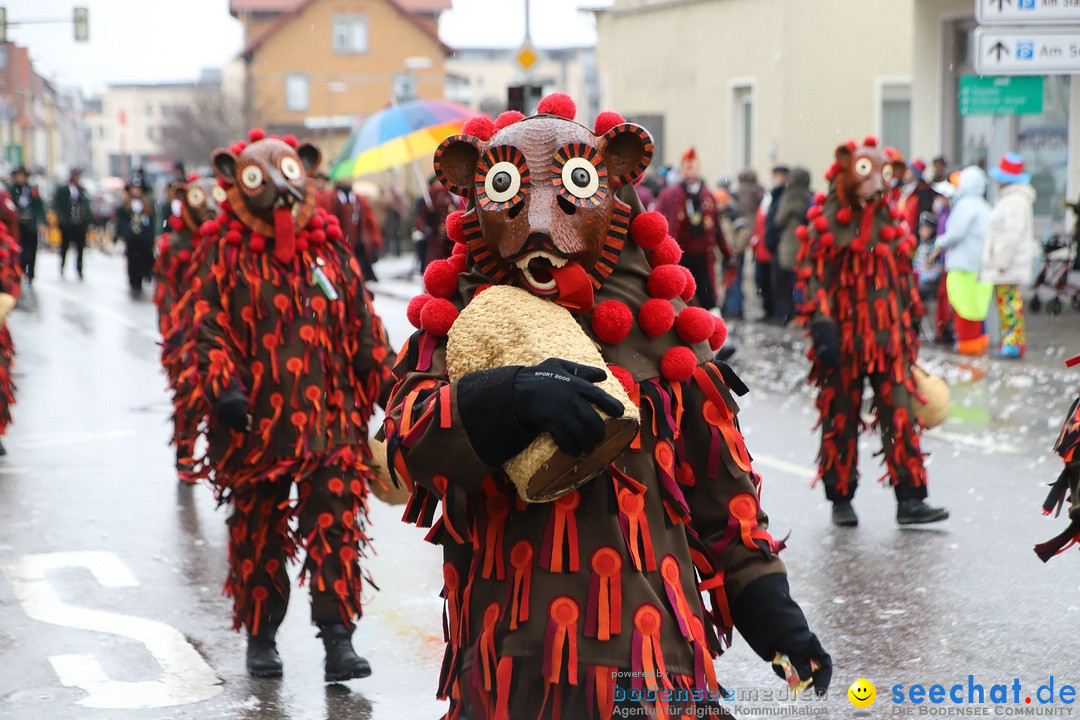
[848,678,876,708]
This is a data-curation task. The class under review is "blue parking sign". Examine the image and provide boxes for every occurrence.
[1016,41,1034,60]
[1018,0,1035,8]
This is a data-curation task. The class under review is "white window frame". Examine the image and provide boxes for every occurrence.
[332,14,369,55]
[729,78,756,174]
[284,73,310,112]
[874,76,913,156]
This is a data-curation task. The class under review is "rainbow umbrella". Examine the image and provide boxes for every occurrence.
[330,99,477,180]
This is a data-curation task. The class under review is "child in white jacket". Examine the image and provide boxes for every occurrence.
[981,153,1037,359]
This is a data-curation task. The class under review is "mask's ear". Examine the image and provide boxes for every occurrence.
[297,142,322,174]
[211,148,237,186]
[600,123,653,188]
[834,143,854,172]
[434,135,481,197]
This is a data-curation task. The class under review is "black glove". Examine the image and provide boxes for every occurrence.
[215,389,250,432]
[810,320,841,370]
[512,358,625,458]
[732,573,833,695]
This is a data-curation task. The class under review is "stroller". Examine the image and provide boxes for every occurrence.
[1029,230,1080,316]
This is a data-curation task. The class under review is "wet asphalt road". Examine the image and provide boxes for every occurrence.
[1,249,1078,719]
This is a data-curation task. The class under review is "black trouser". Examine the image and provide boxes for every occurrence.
[755,257,773,318]
[126,237,154,293]
[59,224,87,277]
[680,251,717,309]
[772,266,796,325]
[17,223,36,281]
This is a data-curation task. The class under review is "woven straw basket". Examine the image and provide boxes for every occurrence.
[447,285,640,503]
[366,437,411,505]
[912,365,950,429]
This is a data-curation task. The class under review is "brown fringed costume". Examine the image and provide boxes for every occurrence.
[168,130,395,680]
[1035,355,1080,562]
[381,95,831,720]
[794,137,948,527]
[0,191,20,449]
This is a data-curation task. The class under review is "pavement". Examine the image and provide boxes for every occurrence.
[0,247,1078,720]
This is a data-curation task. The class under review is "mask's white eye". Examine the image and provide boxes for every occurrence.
[211,186,227,203]
[484,161,521,203]
[241,165,264,190]
[855,158,873,177]
[882,164,894,182]
[187,188,205,207]
[561,157,600,199]
[280,157,302,180]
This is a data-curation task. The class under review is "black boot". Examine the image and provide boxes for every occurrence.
[0,439,7,456]
[831,499,858,527]
[897,499,949,525]
[318,622,371,682]
[246,630,283,678]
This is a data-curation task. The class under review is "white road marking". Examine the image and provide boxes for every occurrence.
[752,453,816,479]
[34,283,159,340]
[13,429,138,450]
[922,428,1022,454]
[1,551,222,709]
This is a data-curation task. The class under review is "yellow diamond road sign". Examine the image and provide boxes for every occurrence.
[516,45,538,72]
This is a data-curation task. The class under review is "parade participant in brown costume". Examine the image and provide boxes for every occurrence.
[169,129,395,680]
[1035,355,1080,563]
[382,95,831,719]
[0,190,20,456]
[795,136,948,527]
[155,175,227,479]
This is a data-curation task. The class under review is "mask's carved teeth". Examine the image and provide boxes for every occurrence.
[515,251,567,293]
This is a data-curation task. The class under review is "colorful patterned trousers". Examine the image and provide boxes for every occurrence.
[993,284,1026,353]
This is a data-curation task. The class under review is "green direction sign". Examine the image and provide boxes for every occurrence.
[4,145,21,166]
[959,75,1043,117]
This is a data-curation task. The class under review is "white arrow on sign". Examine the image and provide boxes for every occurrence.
[976,0,1080,25]
[974,26,1080,75]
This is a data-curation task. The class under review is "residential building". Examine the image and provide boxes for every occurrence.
[230,0,453,167]
[595,0,1076,222]
[0,41,71,182]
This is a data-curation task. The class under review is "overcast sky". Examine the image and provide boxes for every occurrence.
[5,0,610,96]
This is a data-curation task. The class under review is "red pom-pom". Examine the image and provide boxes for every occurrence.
[880,225,897,241]
[295,237,309,252]
[677,266,696,303]
[646,265,685,300]
[177,249,192,263]
[890,207,904,220]
[229,220,244,232]
[708,316,729,351]
[445,210,466,244]
[420,298,459,337]
[158,237,171,254]
[593,111,625,136]
[424,258,460,299]
[795,225,809,243]
[229,141,246,155]
[537,92,576,120]
[898,237,916,257]
[200,219,220,236]
[862,135,879,147]
[630,211,668,250]
[168,214,185,231]
[473,283,493,297]
[462,116,495,141]
[495,111,525,131]
[638,298,675,338]
[308,215,324,230]
[447,253,467,273]
[591,300,634,345]
[406,293,432,328]
[660,346,698,382]
[452,241,468,257]
[248,128,266,142]
[851,236,868,253]
[675,307,714,345]
[873,242,891,258]
[825,165,838,182]
[226,230,242,245]
[813,192,826,206]
[282,134,298,148]
[836,207,853,225]
[845,140,857,152]
[249,233,266,252]
[326,224,343,241]
[608,364,635,397]
[650,238,683,267]
[812,216,829,233]
[819,231,835,249]
[806,205,822,221]
[309,229,326,246]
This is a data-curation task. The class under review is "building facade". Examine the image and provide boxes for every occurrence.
[231,0,452,167]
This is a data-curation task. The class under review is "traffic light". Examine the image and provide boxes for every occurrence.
[73,7,88,42]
